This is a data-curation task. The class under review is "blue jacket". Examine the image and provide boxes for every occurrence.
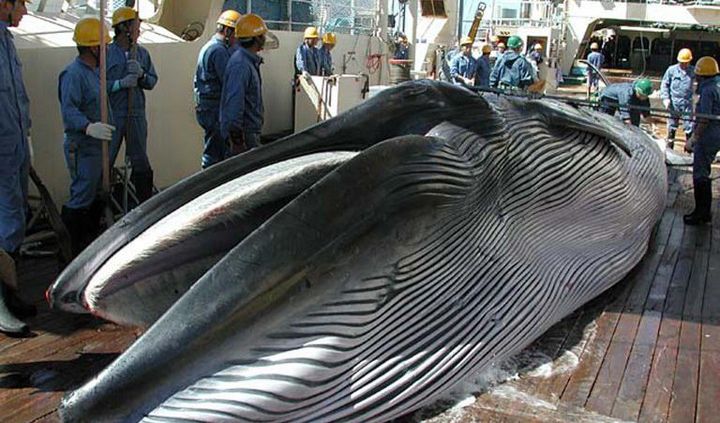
[475,55,491,87]
[319,46,333,76]
[599,82,650,125]
[194,36,230,107]
[489,51,535,89]
[661,64,695,106]
[107,42,158,118]
[220,48,263,138]
[58,58,112,146]
[696,76,720,135]
[587,51,604,69]
[450,53,477,83]
[394,44,409,60]
[0,22,30,172]
[295,43,319,75]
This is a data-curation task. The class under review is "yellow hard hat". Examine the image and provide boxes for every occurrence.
[112,6,138,27]
[481,44,492,54]
[695,56,719,76]
[460,36,473,46]
[322,32,336,45]
[497,42,505,48]
[490,35,500,43]
[590,42,599,50]
[677,48,693,63]
[534,43,543,50]
[73,17,111,47]
[235,13,268,39]
[303,26,319,39]
[217,10,241,28]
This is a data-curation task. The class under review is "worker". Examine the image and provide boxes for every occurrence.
[450,36,477,86]
[393,33,409,60]
[661,48,695,149]
[0,0,35,335]
[496,41,506,55]
[319,32,335,76]
[475,43,492,87]
[683,56,720,225]
[489,35,535,91]
[58,17,116,256]
[529,43,544,65]
[194,10,240,169]
[107,7,158,203]
[295,26,319,76]
[488,36,501,67]
[221,14,277,155]
[587,42,604,92]
[598,79,653,127]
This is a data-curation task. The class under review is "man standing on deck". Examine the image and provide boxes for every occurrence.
[194,10,240,169]
[0,0,36,335]
[489,35,535,91]
[295,26,319,76]
[587,42,604,93]
[661,48,695,150]
[598,79,653,127]
[450,37,477,86]
[683,57,720,226]
[107,6,158,203]
[318,32,335,76]
[475,44,492,87]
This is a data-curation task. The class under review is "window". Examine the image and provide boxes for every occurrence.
[420,0,447,17]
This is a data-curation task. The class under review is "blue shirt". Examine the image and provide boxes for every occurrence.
[489,51,535,89]
[194,35,230,106]
[220,48,263,138]
[475,55,491,87]
[0,22,30,171]
[295,43,319,75]
[58,58,111,146]
[660,63,695,106]
[599,82,650,125]
[696,76,720,134]
[587,51,604,69]
[107,42,158,117]
[450,53,477,83]
[318,46,333,76]
[394,44,409,60]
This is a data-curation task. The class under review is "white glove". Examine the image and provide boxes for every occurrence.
[27,135,34,166]
[662,99,671,109]
[85,122,115,141]
[301,70,311,79]
[127,59,144,78]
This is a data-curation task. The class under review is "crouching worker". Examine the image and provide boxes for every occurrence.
[58,17,115,256]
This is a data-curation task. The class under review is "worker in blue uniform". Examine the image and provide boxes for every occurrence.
[661,48,695,149]
[393,33,409,60]
[489,35,535,90]
[450,36,477,86]
[683,56,720,226]
[295,26,319,76]
[587,42,604,92]
[475,43,492,87]
[194,10,240,169]
[598,79,652,126]
[107,7,158,203]
[58,17,116,256]
[0,0,35,335]
[319,32,335,76]
[221,14,278,155]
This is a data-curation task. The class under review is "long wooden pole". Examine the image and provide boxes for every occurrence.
[100,0,109,196]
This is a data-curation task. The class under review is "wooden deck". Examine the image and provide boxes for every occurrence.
[1,166,718,423]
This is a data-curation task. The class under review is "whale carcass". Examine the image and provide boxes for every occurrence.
[54,81,666,422]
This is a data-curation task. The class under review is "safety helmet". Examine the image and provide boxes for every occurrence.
[634,78,653,97]
[497,42,506,49]
[303,26,319,39]
[112,6,138,27]
[534,43,543,50]
[460,36,474,46]
[217,10,241,28]
[695,56,719,76]
[676,48,693,63]
[235,13,268,39]
[490,35,500,43]
[590,42,599,50]
[507,35,523,49]
[481,44,492,54]
[73,17,111,47]
[322,32,336,45]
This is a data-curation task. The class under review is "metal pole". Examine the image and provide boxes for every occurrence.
[100,0,109,195]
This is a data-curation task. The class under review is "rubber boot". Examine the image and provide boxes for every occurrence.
[666,129,676,150]
[684,179,712,225]
[131,169,154,204]
[0,251,36,318]
[62,206,90,257]
[0,285,27,335]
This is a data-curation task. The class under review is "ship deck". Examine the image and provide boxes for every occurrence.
[1,166,718,423]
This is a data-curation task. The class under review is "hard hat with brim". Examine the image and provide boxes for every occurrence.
[74,17,111,47]
[217,10,241,28]
[112,6,139,27]
[695,56,719,76]
[676,48,693,63]
[460,36,474,46]
[303,26,319,39]
[507,36,523,49]
[634,79,653,96]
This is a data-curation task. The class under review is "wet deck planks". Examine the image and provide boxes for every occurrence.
[1,166,719,423]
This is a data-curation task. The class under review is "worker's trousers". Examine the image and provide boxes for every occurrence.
[0,150,28,252]
[196,106,226,169]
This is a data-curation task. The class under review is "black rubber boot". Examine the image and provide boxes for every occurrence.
[131,169,154,204]
[62,206,91,257]
[0,285,28,335]
[684,179,713,225]
[1,283,36,318]
[666,129,676,150]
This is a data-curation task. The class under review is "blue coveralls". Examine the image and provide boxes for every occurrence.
[295,43,319,75]
[450,53,477,85]
[194,36,230,168]
[106,42,157,173]
[0,22,30,253]
[587,51,604,89]
[489,51,536,90]
[475,55,491,87]
[394,44,409,60]
[661,63,695,136]
[693,75,720,183]
[220,47,264,151]
[58,58,113,210]
[598,82,650,127]
[318,46,333,76]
